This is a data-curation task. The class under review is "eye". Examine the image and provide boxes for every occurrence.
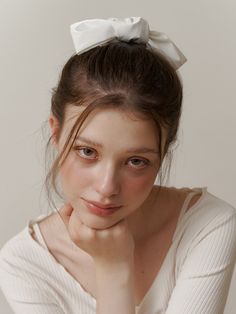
[128,158,149,169]
[74,146,97,159]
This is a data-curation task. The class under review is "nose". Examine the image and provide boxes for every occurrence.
[94,162,121,198]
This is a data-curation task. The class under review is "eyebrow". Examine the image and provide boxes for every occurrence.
[75,136,159,154]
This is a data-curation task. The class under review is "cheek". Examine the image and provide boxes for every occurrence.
[121,173,157,213]
[124,171,157,197]
[60,157,90,195]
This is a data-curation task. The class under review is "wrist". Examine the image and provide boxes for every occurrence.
[94,256,134,273]
[95,258,134,284]
[94,257,135,314]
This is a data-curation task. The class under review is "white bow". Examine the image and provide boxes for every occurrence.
[70,17,187,70]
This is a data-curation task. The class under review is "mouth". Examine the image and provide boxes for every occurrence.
[82,199,123,216]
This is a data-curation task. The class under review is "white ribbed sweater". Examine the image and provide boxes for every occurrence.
[1,187,236,314]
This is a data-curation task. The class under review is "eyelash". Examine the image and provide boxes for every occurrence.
[73,146,150,169]
[75,147,97,159]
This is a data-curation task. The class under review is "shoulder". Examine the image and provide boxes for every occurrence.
[0,220,67,300]
[0,227,46,301]
[0,217,58,282]
[174,188,236,257]
[176,187,236,228]
[0,225,43,275]
[0,212,53,261]
[0,225,71,311]
[1,227,30,261]
[188,189,236,228]
[167,190,236,313]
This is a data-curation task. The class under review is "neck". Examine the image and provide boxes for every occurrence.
[126,185,163,244]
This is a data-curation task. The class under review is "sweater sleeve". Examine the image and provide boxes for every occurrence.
[165,211,236,314]
[0,240,64,314]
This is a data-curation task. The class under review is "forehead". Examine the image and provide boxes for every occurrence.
[63,105,166,148]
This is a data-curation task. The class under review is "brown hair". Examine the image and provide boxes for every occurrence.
[44,40,183,210]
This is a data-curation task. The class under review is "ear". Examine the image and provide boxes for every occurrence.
[49,114,60,147]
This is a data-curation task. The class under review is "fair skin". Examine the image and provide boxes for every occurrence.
[43,105,201,313]
[51,106,166,241]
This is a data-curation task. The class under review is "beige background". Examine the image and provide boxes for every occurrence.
[0,0,235,312]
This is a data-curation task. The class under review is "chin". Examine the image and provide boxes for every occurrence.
[80,213,120,230]
[85,220,117,230]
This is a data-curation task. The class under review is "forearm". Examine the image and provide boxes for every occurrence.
[95,261,136,314]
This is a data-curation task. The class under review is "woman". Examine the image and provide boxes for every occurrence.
[1,17,236,314]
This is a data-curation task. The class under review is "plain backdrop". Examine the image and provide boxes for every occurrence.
[0,0,236,313]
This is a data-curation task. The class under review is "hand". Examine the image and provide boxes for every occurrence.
[59,203,135,265]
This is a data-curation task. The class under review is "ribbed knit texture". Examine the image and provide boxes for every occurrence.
[1,187,236,314]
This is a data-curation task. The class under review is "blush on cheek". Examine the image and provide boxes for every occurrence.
[127,173,156,199]
[60,159,93,199]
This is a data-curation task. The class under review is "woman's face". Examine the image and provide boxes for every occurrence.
[51,106,163,230]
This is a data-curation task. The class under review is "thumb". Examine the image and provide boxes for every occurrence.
[58,203,74,229]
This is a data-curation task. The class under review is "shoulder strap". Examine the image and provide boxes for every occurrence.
[31,223,49,251]
[178,187,205,223]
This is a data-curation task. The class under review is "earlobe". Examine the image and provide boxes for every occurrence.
[49,114,60,147]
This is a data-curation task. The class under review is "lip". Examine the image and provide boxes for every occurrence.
[82,199,122,216]
[85,199,122,209]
